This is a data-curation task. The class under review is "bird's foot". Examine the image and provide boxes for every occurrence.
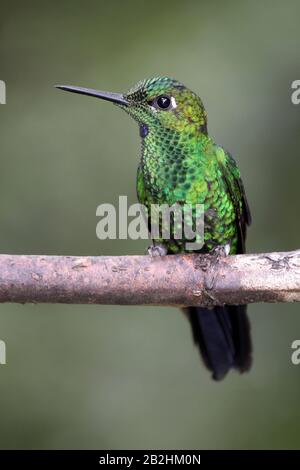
[147,244,168,258]
[211,243,231,257]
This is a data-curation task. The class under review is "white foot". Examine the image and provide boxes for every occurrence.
[147,244,168,257]
[212,243,231,257]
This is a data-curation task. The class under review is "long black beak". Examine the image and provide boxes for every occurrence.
[55,85,129,106]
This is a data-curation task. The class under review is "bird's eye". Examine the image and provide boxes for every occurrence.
[150,95,176,111]
[156,95,171,109]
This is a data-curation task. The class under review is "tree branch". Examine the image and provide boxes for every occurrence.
[0,250,299,306]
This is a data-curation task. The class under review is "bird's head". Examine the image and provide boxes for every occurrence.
[56,76,207,137]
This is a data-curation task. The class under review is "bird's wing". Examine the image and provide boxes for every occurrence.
[217,149,251,254]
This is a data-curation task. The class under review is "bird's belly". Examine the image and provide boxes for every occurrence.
[144,185,238,254]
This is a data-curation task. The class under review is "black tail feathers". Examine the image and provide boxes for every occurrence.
[184,305,252,381]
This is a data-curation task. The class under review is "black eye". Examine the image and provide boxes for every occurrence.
[155,95,172,110]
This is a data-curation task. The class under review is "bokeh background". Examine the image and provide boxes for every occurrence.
[1,0,300,449]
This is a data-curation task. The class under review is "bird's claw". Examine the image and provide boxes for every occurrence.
[211,243,231,257]
[147,244,168,257]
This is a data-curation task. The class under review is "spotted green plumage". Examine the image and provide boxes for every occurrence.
[123,77,250,254]
[57,76,252,379]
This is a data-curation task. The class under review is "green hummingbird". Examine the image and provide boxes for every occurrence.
[56,77,252,380]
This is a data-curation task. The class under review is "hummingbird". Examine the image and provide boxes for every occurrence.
[56,77,252,380]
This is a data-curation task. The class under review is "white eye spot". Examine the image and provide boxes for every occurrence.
[150,105,158,113]
[170,96,177,109]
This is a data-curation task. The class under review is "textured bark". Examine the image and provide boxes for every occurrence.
[0,251,299,306]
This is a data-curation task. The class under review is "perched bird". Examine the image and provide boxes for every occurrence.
[56,77,252,380]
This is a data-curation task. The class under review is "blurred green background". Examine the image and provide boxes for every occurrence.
[1,0,300,450]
